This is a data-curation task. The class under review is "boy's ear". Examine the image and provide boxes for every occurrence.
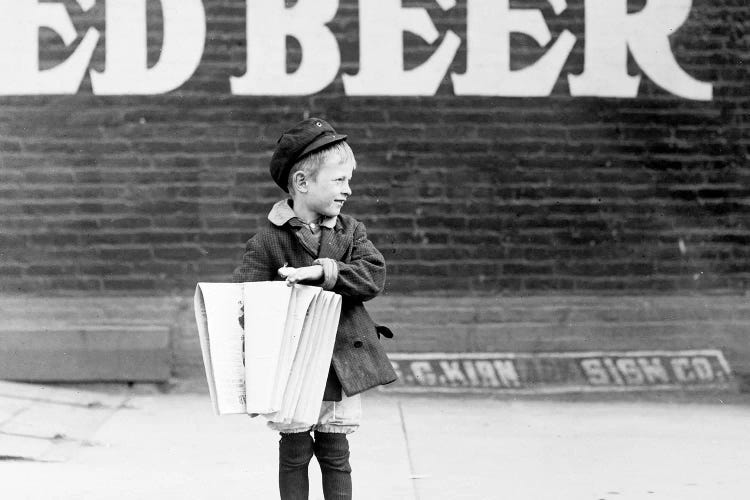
[292,171,308,193]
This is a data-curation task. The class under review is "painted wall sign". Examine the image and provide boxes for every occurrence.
[0,0,712,99]
[387,350,733,393]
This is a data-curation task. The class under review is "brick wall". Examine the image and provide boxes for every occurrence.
[0,0,748,296]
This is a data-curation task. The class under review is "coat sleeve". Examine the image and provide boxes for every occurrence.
[329,222,385,302]
[232,234,276,283]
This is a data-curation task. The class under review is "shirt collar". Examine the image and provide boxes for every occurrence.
[268,199,338,229]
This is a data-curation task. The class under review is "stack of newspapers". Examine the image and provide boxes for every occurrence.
[194,282,342,426]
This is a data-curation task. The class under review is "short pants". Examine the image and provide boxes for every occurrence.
[268,392,361,434]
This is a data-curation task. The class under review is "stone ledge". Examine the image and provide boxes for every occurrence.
[366,295,750,375]
[2,294,748,382]
[0,326,171,382]
[0,297,179,382]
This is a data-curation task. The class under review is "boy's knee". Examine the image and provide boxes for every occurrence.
[279,431,314,469]
[313,431,352,472]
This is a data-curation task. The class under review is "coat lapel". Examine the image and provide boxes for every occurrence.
[298,234,320,259]
[317,225,351,260]
[285,221,320,259]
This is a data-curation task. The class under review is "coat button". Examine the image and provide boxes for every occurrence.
[353,341,363,348]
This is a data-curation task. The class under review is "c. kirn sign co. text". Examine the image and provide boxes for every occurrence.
[0,0,712,99]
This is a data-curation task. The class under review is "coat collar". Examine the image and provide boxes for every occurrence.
[268,199,339,230]
[268,199,348,260]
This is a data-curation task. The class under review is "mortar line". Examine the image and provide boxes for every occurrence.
[397,400,421,500]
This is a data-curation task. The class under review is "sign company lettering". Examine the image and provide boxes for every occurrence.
[0,0,711,99]
[388,350,733,393]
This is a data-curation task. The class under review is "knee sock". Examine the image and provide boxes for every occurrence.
[278,431,314,500]
[313,431,352,500]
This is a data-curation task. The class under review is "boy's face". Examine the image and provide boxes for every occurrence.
[305,158,354,218]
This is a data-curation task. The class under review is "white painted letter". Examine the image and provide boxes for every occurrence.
[691,357,714,381]
[637,357,670,384]
[493,360,521,387]
[615,358,645,385]
[411,361,438,386]
[439,360,468,386]
[475,360,501,387]
[671,357,696,382]
[452,0,575,96]
[0,0,99,95]
[581,359,610,385]
[91,0,205,95]
[343,0,461,96]
[231,0,340,95]
[569,0,712,100]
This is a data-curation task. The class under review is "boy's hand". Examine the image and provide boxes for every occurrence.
[278,265,324,286]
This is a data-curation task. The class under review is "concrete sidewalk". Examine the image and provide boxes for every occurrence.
[2,381,750,500]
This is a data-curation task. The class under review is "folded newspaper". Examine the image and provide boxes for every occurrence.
[194,282,342,426]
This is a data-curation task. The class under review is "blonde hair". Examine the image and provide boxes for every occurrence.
[287,141,356,194]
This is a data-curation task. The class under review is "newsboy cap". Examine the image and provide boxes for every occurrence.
[269,117,348,192]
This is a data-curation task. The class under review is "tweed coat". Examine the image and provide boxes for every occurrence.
[232,204,398,400]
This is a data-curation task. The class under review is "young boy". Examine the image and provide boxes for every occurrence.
[233,117,397,500]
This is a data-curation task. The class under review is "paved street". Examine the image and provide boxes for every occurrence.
[2,381,750,499]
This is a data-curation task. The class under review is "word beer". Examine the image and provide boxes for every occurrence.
[0,0,711,99]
